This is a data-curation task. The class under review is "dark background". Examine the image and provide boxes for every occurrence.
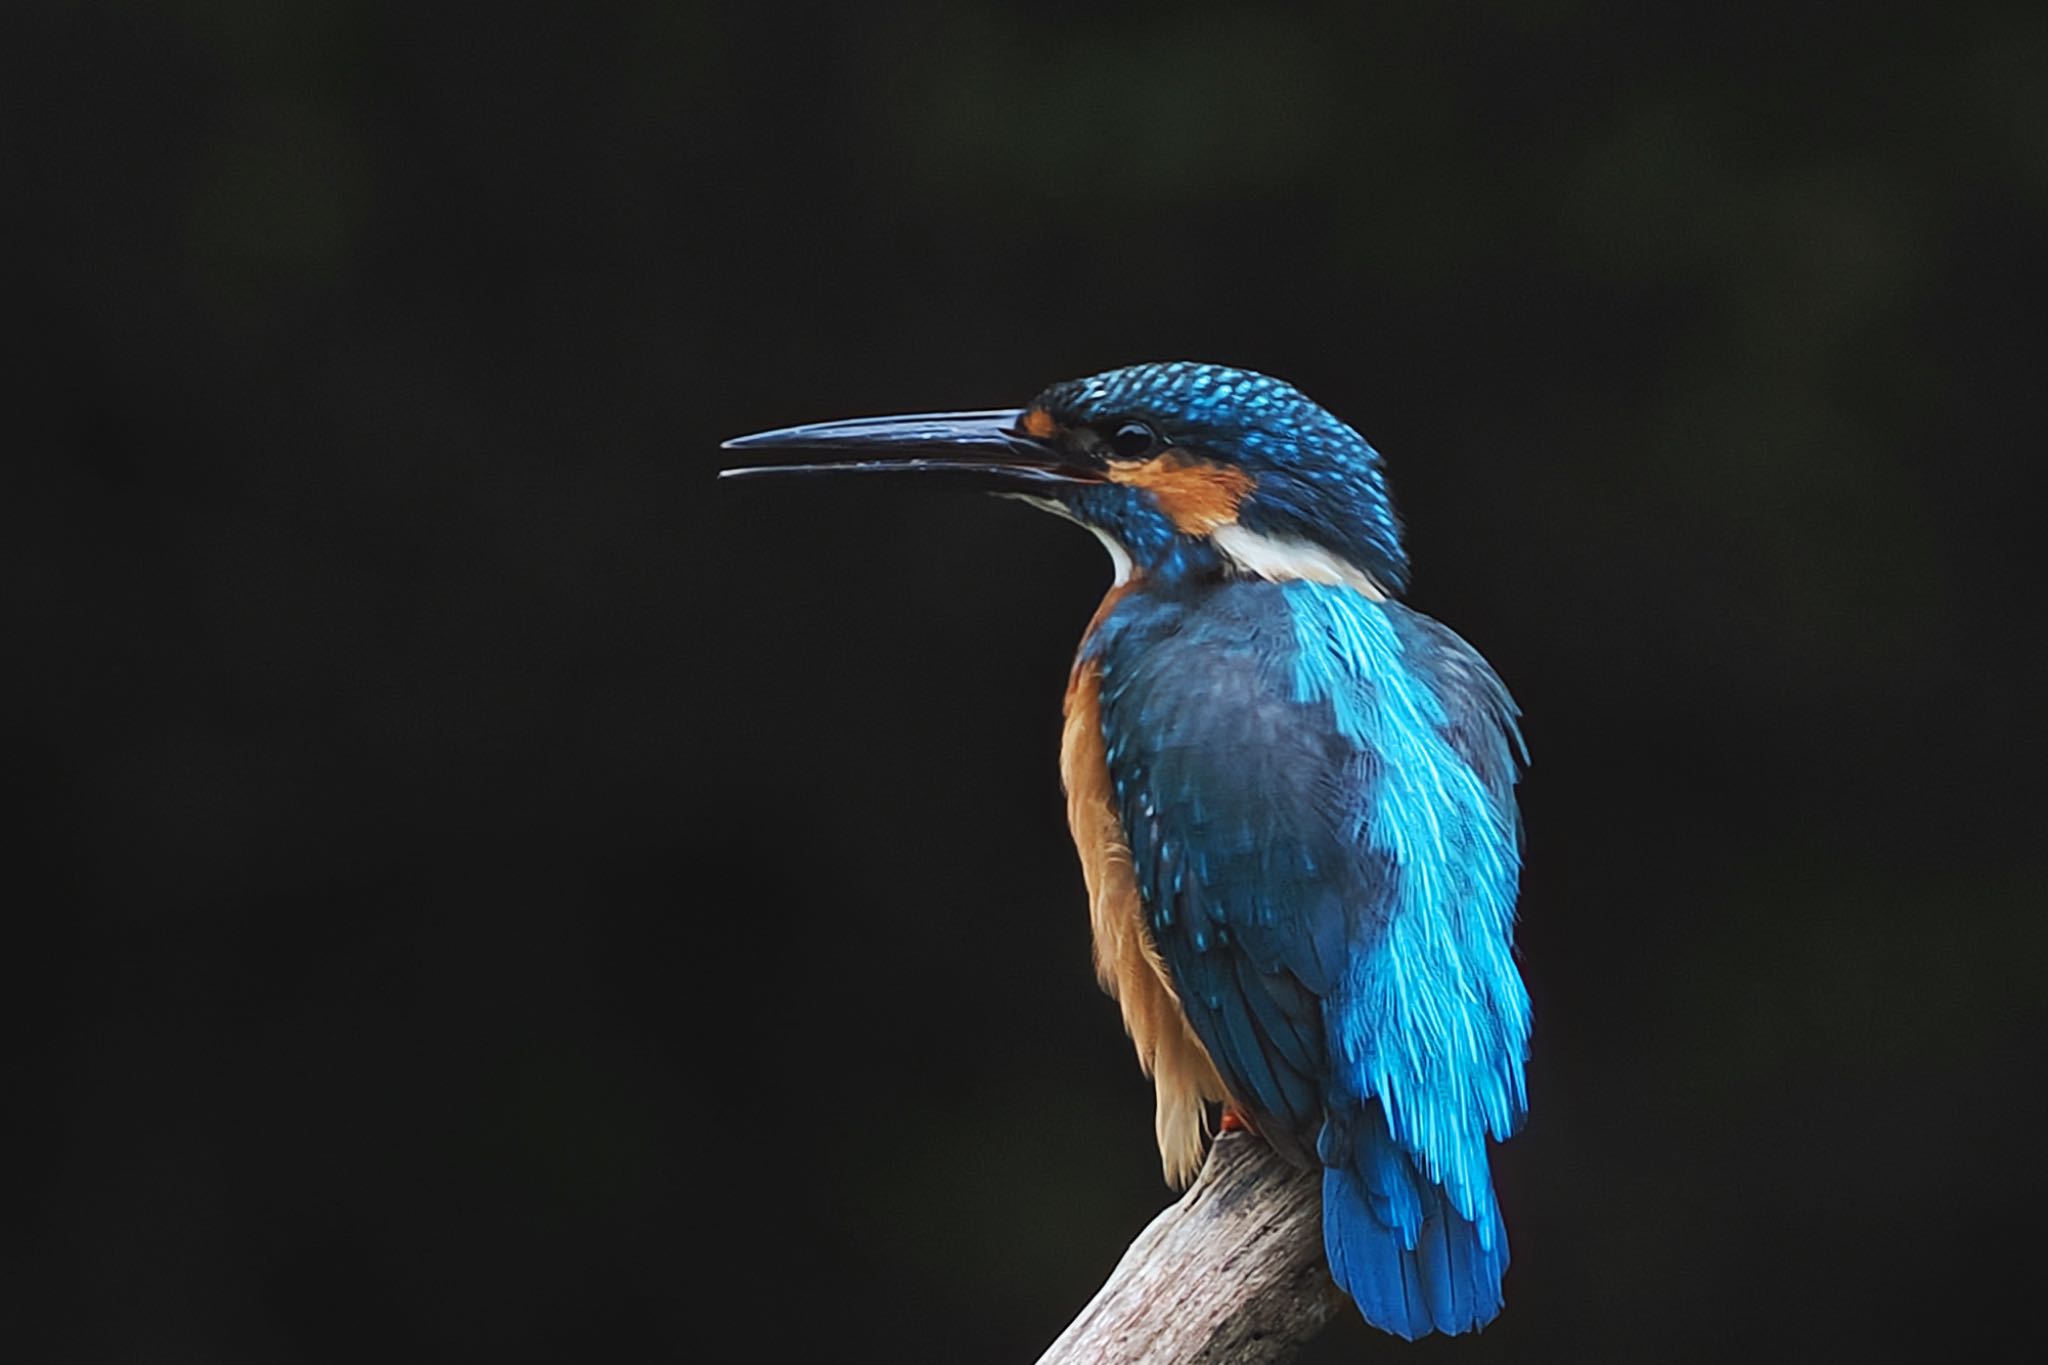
[18,1,2047,1360]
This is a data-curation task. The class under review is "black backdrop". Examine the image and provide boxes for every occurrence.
[19,2,2047,1361]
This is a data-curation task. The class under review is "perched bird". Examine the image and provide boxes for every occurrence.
[722,362,1530,1339]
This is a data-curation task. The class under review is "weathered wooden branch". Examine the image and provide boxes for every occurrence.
[1038,1131,1345,1365]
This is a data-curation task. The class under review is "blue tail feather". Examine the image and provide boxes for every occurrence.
[1322,1109,1508,1339]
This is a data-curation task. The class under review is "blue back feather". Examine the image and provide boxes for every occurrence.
[1285,583,1529,1215]
[1090,577,1527,1337]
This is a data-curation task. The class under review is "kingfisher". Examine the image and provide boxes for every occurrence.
[721,362,1530,1339]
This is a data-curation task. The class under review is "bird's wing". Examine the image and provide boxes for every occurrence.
[1091,583,1356,1160]
[1091,580,1528,1196]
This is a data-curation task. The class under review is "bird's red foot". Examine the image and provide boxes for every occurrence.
[1219,1108,1251,1134]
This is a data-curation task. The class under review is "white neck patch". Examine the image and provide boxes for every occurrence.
[1011,496,1375,597]
[1211,524,1385,599]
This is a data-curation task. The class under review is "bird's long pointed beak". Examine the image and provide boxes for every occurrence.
[719,409,1097,491]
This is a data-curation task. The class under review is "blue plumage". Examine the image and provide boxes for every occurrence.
[1090,577,1526,1337]
[722,360,1531,1339]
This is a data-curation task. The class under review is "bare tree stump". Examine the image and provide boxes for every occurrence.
[1038,1131,1346,1364]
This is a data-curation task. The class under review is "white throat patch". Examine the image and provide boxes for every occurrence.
[1211,524,1385,599]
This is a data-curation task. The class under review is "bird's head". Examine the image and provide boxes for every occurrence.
[722,361,1408,596]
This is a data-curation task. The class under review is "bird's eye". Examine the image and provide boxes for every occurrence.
[1107,421,1160,460]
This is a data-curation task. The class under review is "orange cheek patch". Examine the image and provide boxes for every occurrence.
[1020,407,1057,439]
[1106,452,1256,535]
